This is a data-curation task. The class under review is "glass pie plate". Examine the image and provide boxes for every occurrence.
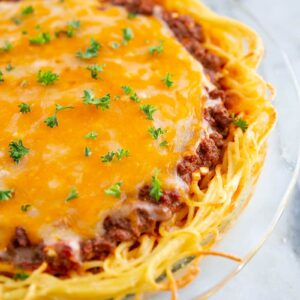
[150,0,300,299]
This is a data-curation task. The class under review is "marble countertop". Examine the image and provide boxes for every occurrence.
[212,0,300,299]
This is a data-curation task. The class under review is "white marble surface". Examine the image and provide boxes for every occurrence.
[212,0,300,299]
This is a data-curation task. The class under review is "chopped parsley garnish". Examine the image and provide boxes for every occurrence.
[19,103,31,114]
[12,17,22,25]
[85,131,98,140]
[140,104,157,120]
[149,42,164,55]
[128,12,137,19]
[115,148,129,160]
[0,41,13,52]
[44,104,74,128]
[44,114,58,128]
[87,64,104,79]
[13,272,29,281]
[76,38,101,59]
[21,6,34,16]
[121,85,140,103]
[21,204,31,212]
[101,151,115,163]
[9,140,29,163]
[150,170,163,201]
[65,187,78,202]
[162,73,174,88]
[110,42,120,49]
[148,127,165,140]
[66,20,80,37]
[6,64,14,71]
[159,140,168,148]
[82,90,110,110]
[29,32,51,45]
[37,70,59,85]
[122,28,134,43]
[105,182,122,198]
[232,115,248,132]
[0,71,4,83]
[84,146,92,157]
[101,148,129,163]
[0,190,14,201]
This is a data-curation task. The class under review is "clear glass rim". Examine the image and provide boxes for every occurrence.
[195,1,300,298]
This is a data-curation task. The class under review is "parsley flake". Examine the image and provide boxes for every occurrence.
[85,131,98,140]
[84,146,92,157]
[140,104,157,120]
[19,103,31,114]
[6,64,14,71]
[21,204,31,212]
[0,41,13,53]
[150,170,163,201]
[87,64,104,79]
[29,32,51,45]
[76,38,101,59]
[121,85,140,103]
[0,71,4,83]
[159,140,168,148]
[110,42,120,49]
[162,73,174,88]
[115,148,129,160]
[9,140,29,163]
[65,187,78,202]
[101,151,115,163]
[21,6,34,16]
[128,12,137,19]
[37,70,59,85]
[122,27,134,43]
[149,42,164,55]
[105,182,122,198]
[0,190,14,201]
[67,20,80,37]
[82,90,110,110]
[13,272,29,281]
[148,127,165,140]
[232,115,248,132]
[44,104,73,128]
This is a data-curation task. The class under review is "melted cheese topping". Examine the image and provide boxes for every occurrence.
[0,0,206,249]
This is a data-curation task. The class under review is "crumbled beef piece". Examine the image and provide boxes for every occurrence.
[160,190,184,213]
[204,104,231,136]
[197,138,222,168]
[177,155,201,183]
[45,243,80,276]
[109,0,155,15]
[209,132,224,148]
[162,11,205,43]
[103,215,136,242]
[9,227,31,248]
[6,227,44,270]
[81,238,115,261]
[209,89,226,100]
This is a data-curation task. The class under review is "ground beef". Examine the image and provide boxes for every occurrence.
[209,89,226,100]
[108,0,155,15]
[45,243,80,276]
[162,11,205,43]
[7,227,44,271]
[177,155,201,183]
[204,104,231,136]
[81,238,115,261]
[209,131,224,148]
[197,137,222,168]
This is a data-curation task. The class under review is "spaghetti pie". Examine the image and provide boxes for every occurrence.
[0,0,276,299]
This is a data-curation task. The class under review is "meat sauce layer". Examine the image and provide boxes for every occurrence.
[0,0,232,276]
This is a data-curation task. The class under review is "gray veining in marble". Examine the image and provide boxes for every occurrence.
[211,0,300,299]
